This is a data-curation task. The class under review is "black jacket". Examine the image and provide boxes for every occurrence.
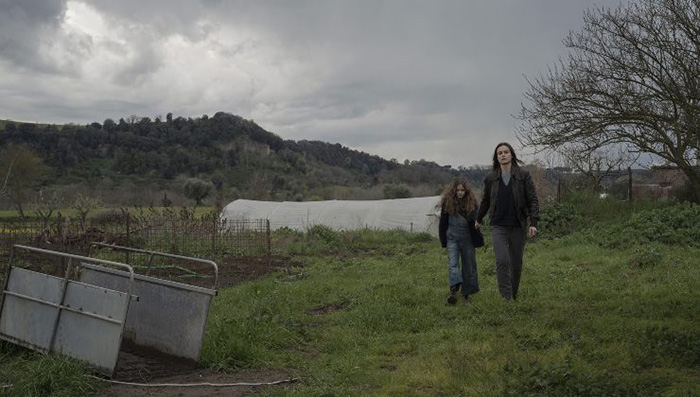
[439,208,484,248]
[476,167,539,228]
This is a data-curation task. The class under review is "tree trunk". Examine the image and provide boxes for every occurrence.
[16,202,25,219]
[679,166,700,203]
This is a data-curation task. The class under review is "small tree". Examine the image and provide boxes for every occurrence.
[0,144,47,217]
[32,189,63,228]
[183,178,213,206]
[72,194,100,230]
[559,144,639,192]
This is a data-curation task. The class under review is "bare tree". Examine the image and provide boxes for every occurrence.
[0,145,46,217]
[72,194,101,231]
[559,144,639,191]
[0,154,15,198]
[32,189,63,228]
[518,0,699,201]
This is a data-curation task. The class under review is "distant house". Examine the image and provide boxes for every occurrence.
[633,164,688,199]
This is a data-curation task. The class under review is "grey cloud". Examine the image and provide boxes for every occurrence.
[0,0,68,71]
[1,0,632,168]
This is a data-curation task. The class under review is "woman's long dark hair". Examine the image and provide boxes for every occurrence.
[440,178,478,215]
[491,142,521,170]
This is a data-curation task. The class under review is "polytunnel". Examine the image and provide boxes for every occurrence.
[220,196,443,234]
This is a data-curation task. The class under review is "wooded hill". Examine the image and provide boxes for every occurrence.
[0,112,489,207]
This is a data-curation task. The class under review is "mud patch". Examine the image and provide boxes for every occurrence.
[307,302,347,315]
[216,255,304,289]
[114,340,196,382]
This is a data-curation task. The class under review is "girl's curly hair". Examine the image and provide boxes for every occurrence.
[440,178,478,215]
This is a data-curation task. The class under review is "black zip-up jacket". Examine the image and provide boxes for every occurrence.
[439,208,484,248]
[476,167,539,228]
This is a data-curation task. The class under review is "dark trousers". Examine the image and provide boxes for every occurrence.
[491,225,527,300]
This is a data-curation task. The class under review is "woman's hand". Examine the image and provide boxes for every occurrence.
[475,221,481,229]
[529,226,537,238]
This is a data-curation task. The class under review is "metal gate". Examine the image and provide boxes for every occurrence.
[0,243,219,377]
[85,242,218,364]
[0,245,135,376]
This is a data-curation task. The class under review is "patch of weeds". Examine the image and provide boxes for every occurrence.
[632,326,699,369]
[628,244,666,268]
[337,257,364,267]
[503,360,637,397]
[514,331,560,352]
[408,232,433,243]
[308,224,341,245]
[0,349,100,397]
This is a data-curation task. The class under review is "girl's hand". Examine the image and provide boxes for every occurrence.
[475,221,481,229]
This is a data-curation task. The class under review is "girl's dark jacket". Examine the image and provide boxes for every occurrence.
[439,207,485,248]
[476,167,540,229]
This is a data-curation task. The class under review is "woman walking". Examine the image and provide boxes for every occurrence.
[439,178,483,304]
[476,142,539,301]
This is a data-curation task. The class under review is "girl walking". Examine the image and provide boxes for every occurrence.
[439,178,483,304]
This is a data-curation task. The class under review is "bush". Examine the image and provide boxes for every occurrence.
[538,202,583,238]
[628,244,666,268]
[593,202,700,248]
[383,184,411,199]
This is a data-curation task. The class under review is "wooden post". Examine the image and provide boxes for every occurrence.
[266,219,271,257]
[557,179,562,203]
[125,213,131,264]
[211,216,217,260]
[628,167,633,203]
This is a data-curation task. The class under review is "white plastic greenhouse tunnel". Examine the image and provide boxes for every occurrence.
[221,196,443,234]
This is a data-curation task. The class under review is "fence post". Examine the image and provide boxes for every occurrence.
[125,212,131,264]
[211,216,217,260]
[266,219,271,258]
[628,167,633,204]
[557,179,562,203]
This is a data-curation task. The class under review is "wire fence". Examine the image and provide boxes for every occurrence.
[0,212,271,268]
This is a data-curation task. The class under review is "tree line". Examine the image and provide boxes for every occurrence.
[0,112,491,213]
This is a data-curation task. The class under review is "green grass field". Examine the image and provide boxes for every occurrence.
[1,200,698,396]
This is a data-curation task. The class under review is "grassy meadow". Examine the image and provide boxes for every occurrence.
[0,196,698,396]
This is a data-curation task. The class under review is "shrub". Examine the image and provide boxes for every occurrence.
[538,202,583,238]
[503,360,639,396]
[628,244,666,268]
[593,202,700,248]
[383,184,411,199]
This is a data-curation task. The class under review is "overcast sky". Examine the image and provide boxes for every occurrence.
[0,0,628,168]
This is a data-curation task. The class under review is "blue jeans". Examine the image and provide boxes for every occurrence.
[446,228,479,296]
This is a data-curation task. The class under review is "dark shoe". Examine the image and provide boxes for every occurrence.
[447,292,457,305]
[462,295,470,303]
